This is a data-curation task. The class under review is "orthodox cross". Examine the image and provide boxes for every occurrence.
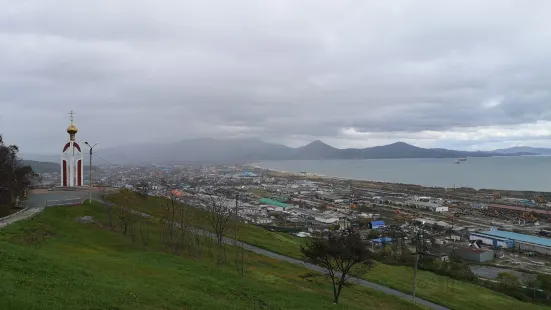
[69,110,75,123]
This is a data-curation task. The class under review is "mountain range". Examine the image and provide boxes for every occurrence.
[21,160,60,174]
[491,146,551,155]
[90,138,541,165]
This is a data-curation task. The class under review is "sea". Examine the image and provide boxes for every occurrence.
[255,156,551,192]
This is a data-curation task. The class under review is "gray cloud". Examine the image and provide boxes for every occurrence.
[2,0,551,155]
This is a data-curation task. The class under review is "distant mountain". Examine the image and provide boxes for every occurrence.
[21,160,59,174]
[492,146,551,155]
[96,138,537,164]
[292,140,341,159]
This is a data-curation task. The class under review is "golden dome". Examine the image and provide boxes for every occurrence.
[67,123,78,135]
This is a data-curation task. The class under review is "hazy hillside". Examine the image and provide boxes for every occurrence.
[21,160,59,174]
[492,146,551,155]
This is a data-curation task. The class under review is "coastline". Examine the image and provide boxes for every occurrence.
[246,163,551,198]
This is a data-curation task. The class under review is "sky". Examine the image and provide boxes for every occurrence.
[2,0,551,157]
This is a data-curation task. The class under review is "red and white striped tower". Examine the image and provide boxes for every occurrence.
[60,111,84,187]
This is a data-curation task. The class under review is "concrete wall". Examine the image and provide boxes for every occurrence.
[517,242,551,255]
[459,249,494,262]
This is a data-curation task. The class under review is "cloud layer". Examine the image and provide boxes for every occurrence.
[2,0,551,155]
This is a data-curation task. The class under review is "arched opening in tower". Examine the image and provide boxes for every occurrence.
[77,160,82,186]
[62,160,67,187]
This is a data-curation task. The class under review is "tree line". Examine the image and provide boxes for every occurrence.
[0,134,36,213]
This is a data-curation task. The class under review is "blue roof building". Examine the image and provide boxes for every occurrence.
[369,221,385,229]
[371,237,392,243]
[470,229,551,255]
[240,171,257,177]
[479,230,551,247]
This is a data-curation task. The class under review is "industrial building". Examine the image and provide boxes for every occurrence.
[405,200,448,212]
[457,247,494,263]
[259,198,293,210]
[470,229,551,255]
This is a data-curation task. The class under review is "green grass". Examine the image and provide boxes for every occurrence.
[0,202,422,310]
[116,193,549,310]
[248,188,270,197]
[115,193,305,259]
[363,263,548,310]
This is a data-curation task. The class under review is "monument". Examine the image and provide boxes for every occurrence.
[60,111,84,187]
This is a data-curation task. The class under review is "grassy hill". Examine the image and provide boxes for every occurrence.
[114,192,549,310]
[0,202,421,310]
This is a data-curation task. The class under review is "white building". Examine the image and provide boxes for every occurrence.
[315,215,339,224]
[60,111,84,187]
[430,206,449,212]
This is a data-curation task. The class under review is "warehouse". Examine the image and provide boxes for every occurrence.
[456,247,495,263]
[259,198,294,210]
[469,232,514,249]
[470,229,551,255]
[405,200,448,212]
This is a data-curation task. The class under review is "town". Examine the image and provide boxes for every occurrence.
[33,161,551,279]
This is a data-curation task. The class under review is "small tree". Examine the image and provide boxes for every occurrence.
[496,272,520,289]
[537,274,551,299]
[135,180,150,199]
[114,191,139,236]
[98,186,114,230]
[301,229,373,304]
[200,192,234,247]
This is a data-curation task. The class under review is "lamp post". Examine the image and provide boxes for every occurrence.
[84,141,98,203]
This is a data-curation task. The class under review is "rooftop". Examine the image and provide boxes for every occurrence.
[479,230,551,247]
[259,198,290,208]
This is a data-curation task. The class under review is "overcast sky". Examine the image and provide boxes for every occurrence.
[2,0,551,157]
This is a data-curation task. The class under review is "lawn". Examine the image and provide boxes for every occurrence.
[0,202,421,310]
[114,193,549,310]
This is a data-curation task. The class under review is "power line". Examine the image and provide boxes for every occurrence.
[94,154,120,167]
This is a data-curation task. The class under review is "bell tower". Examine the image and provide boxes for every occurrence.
[60,111,84,187]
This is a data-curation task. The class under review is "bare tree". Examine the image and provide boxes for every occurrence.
[114,192,140,236]
[135,180,150,199]
[301,229,373,304]
[159,193,179,252]
[200,192,234,247]
[98,186,114,230]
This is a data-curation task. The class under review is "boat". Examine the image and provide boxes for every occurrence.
[458,158,467,161]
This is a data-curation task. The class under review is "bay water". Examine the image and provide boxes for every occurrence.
[256,156,551,192]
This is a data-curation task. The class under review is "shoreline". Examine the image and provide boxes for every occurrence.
[246,163,551,198]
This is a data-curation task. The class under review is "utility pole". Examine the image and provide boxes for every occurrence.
[84,141,98,203]
[412,222,425,303]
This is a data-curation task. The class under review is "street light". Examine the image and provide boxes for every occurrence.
[83,141,98,203]
[412,221,425,303]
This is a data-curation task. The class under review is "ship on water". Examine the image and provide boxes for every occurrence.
[458,158,467,161]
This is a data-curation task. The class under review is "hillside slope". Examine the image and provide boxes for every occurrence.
[113,192,548,310]
[0,203,420,310]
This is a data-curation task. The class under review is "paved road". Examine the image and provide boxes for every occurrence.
[26,190,93,208]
